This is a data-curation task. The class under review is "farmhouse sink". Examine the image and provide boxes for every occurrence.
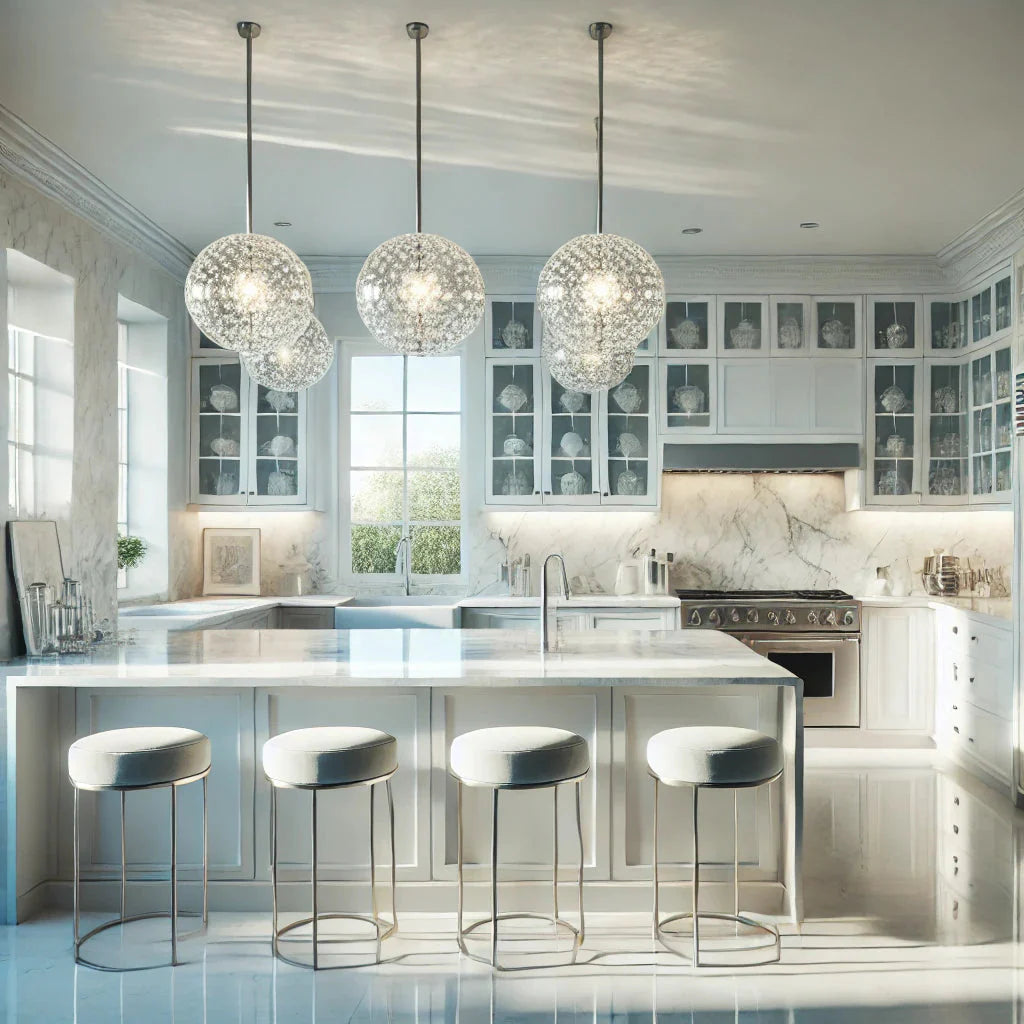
[334,596,461,629]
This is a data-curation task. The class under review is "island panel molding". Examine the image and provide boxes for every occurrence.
[0,104,194,281]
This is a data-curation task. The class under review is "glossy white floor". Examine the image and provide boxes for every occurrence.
[2,753,1021,1023]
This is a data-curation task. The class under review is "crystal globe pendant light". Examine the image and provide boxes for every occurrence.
[184,22,313,357]
[356,23,485,355]
[538,23,664,391]
[244,316,334,391]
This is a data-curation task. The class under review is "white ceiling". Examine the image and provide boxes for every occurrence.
[3,0,1024,259]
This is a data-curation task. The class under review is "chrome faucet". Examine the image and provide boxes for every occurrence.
[540,553,571,653]
[394,535,412,597]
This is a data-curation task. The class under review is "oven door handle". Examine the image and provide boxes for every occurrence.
[749,636,860,646]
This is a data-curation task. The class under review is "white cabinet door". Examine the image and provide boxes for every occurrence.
[591,610,677,630]
[811,359,863,434]
[246,382,307,506]
[719,359,772,432]
[862,605,933,731]
[460,608,536,629]
[485,358,542,505]
[191,359,250,504]
[600,359,659,506]
[542,370,602,505]
[770,359,812,432]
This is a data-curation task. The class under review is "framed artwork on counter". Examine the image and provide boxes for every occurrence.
[203,527,261,595]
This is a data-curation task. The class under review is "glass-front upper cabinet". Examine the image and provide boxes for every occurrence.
[924,362,968,504]
[485,358,540,504]
[811,296,862,355]
[993,272,1013,339]
[660,296,715,354]
[971,282,992,345]
[660,358,716,433]
[969,347,1012,502]
[718,297,767,355]
[190,359,307,506]
[869,296,921,355]
[601,359,658,506]
[926,298,969,354]
[485,296,540,355]
[868,361,920,504]
[769,296,811,355]
[542,373,600,505]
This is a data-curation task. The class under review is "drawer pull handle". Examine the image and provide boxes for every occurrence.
[970,635,978,643]
[953,797,959,806]
[952,855,958,862]
[953,824,959,834]
[952,626,958,634]
[953,725,960,733]
[968,736,975,743]
[969,676,975,683]
[952,705,958,711]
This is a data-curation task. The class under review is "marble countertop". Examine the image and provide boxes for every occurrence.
[458,594,680,608]
[117,595,355,630]
[5,628,797,689]
[858,594,1012,625]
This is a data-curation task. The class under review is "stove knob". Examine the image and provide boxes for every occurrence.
[708,608,721,627]
[767,609,780,625]
[688,609,702,627]
[784,609,796,625]
[729,608,741,623]
[825,610,838,627]
[843,610,856,627]
[807,610,819,625]
[746,608,759,624]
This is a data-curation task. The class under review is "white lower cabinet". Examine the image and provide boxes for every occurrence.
[460,605,679,631]
[861,605,933,731]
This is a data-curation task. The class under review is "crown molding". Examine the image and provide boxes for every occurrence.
[0,104,194,281]
[937,187,1024,286]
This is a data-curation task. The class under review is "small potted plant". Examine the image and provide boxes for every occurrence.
[117,535,147,572]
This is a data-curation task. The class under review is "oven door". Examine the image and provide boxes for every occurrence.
[746,634,860,728]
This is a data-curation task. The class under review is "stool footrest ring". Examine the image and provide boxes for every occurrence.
[655,910,781,968]
[458,912,582,971]
[74,911,206,972]
[272,912,395,970]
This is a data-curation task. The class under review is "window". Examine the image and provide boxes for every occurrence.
[345,349,462,578]
[7,325,74,517]
[116,322,129,588]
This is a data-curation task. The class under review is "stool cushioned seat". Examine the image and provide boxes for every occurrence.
[263,727,397,787]
[647,726,781,787]
[69,727,211,789]
[450,726,589,788]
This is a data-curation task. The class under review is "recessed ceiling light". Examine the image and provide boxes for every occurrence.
[273,220,292,228]
[681,227,703,235]
[799,221,819,229]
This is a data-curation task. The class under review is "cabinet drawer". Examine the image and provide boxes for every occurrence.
[948,653,1012,719]
[947,701,1011,783]
[940,615,1010,666]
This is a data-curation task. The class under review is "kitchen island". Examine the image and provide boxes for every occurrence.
[4,628,801,926]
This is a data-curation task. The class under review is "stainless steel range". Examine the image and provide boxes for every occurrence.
[677,589,861,727]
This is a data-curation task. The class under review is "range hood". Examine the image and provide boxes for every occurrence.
[662,442,860,474]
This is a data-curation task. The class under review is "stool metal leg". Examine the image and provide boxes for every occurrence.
[691,783,699,968]
[490,787,499,968]
[170,783,178,967]
[652,777,659,941]
[552,785,559,923]
[203,776,209,926]
[311,789,319,970]
[576,779,585,944]
[271,784,278,955]
[73,787,81,951]
[734,789,740,920]
[369,783,380,964]
[120,791,127,922]
[386,778,397,934]
[457,780,465,945]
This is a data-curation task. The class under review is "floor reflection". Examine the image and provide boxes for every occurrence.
[2,759,1021,1023]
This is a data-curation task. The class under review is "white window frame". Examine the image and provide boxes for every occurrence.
[116,321,129,588]
[339,340,467,587]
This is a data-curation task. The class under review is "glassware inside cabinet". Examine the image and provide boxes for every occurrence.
[490,362,537,498]
[197,361,243,498]
[606,363,653,499]
[664,362,711,429]
[490,299,536,352]
[774,301,806,351]
[929,299,968,351]
[995,275,1012,333]
[721,301,763,351]
[664,300,710,350]
[971,286,992,343]
[872,300,916,351]
[255,384,300,497]
[872,363,915,498]
[548,376,595,498]
[816,300,857,350]
[927,362,967,496]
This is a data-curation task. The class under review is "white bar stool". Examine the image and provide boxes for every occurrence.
[68,727,211,971]
[262,726,398,969]
[450,726,589,970]
[648,726,782,967]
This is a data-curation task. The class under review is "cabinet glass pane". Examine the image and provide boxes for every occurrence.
[721,302,763,351]
[929,300,968,351]
[873,364,915,497]
[606,364,652,498]
[490,300,535,352]
[775,302,806,351]
[873,301,915,351]
[664,301,710,350]
[995,275,1012,333]
[549,378,595,498]
[815,301,856,350]
[973,455,993,495]
[665,362,711,429]
[972,288,992,343]
[971,354,992,407]
[197,363,242,497]
[255,380,299,498]
[927,363,966,496]
[491,363,536,498]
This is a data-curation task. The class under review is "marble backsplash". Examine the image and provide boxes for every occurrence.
[466,474,1014,598]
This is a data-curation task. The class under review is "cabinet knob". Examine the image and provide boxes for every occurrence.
[952,626,958,634]
[533,490,540,495]
[970,635,978,643]
[969,676,975,683]
[602,491,609,497]
[543,490,552,495]
[953,796,959,806]
[953,725,959,733]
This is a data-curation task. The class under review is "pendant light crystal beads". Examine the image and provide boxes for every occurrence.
[542,326,635,392]
[185,233,314,356]
[538,233,664,353]
[242,316,333,391]
[357,232,485,354]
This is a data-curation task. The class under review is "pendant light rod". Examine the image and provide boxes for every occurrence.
[589,22,612,234]
[407,22,429,233]
[237,21,261,233]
